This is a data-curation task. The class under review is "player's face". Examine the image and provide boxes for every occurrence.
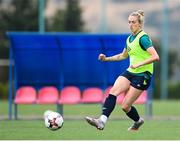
[128,15,141,35]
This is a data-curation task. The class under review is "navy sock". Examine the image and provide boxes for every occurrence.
[102,94,117,118]
[126,106,140,122]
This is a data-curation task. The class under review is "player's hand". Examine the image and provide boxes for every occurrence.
[98,54,106,61]
[130,64,140,69]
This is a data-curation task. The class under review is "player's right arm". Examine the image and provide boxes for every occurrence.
[98,48,129,62]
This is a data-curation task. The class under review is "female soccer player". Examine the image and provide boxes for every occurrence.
[85,10,159,131]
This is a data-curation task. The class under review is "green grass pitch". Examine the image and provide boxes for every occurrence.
[0,100,180,140]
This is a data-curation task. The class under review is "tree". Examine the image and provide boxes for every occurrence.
[0,0,40,99]
[0,0,38,31]
[49,9,66,31]
[152,38,178,98]
[49,0,84,32]
[0,0,39,49]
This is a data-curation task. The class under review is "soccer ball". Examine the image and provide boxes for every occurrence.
[44,110,64,131]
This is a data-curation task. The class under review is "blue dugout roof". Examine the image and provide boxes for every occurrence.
[7,32,129,90]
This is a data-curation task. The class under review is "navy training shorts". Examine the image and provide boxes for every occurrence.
[121,70,152,90]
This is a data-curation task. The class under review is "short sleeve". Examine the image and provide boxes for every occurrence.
[140,35,153,50]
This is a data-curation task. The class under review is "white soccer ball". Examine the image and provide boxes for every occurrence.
[44,110,64,131]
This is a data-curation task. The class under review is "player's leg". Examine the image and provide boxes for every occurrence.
[85,75,130,130]
[100,76,130,121]
[121,86,144,131]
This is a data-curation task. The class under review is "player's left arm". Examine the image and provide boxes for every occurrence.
[130,35,160,69]
[131,46,160,69]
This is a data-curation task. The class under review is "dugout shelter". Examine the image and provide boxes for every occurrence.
[7,32,152,119]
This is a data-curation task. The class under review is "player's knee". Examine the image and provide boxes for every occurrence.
[121,104,130,113]
[109,87,120,96]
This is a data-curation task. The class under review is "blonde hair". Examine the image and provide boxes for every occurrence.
[130,10,145,25]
